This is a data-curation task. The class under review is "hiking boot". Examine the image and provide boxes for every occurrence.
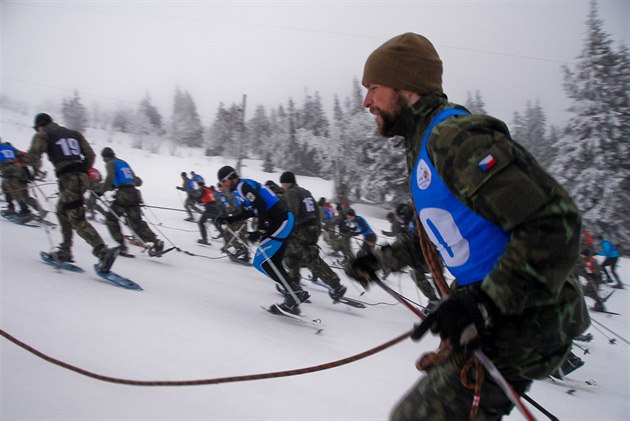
[96,245,119,273]
[329,284,347,301]
[550,352,584,379]
[592,301,607,312]
[18,211,34,223]
[1,208,16,217]
[278,301,301,315]
[50,248,74,263]
[36,209,49,222]
[184,216,195,222]
[197,238,209,245]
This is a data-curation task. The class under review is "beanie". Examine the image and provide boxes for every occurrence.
[33,113,53,129]
[101,147,115,158]
[217,165,237,182]
[279,171,296,184]
[362,33,442,95]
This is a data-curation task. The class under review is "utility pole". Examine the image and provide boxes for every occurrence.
[236,94,247,176]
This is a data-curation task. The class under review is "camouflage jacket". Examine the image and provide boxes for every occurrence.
[396,93,589,379]
[23,122,95,174]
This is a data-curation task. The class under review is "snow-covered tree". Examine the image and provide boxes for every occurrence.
[170,87,204,148]
[511,100,552,168]
[132,95,164,152]
[550,0,630,253]
[61,90,88,132]
[464,90,487,114]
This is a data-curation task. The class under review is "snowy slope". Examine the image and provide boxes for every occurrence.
[1,110,629,420]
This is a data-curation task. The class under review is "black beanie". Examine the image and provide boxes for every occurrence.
[101,147,115,158]
[279,171,296,184]
[33,113,53,129]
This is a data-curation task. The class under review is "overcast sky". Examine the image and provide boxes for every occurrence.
[2,0,629,128]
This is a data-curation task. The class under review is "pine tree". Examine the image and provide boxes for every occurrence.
[170,87,204,148]
[262,153,274,173]
[61,90,88,132]
[132,94,164,152]
[464,90,487,114]
[550,0,630,253]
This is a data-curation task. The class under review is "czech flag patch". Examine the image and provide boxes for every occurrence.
[478,154,497,171]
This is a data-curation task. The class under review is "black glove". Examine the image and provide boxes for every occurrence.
[176,186,184,191]
[411,285,497,349]
[215,215,228,226]
[344,252,381,289]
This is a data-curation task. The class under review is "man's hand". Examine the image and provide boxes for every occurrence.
[411,285,497,349]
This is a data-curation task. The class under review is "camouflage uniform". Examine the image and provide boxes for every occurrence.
[0,157,43,218]
[97,157,159,249]
[282,184,343,292]
[390,94,589,420]
[22,122,106,257]
[331,208,354,263]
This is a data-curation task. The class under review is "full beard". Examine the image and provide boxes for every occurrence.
[375,92,408,137]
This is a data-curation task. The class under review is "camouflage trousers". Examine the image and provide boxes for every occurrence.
[390,351,532,421]
[284,224,341,288]
[105,186,157,245]
[1,164,42,213]
[56,171,104,256]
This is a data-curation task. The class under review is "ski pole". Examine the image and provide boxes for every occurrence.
[30,184,55,252]
[370,275,538,421]
[590,318,629,345]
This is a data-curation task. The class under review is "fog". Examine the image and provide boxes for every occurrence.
[2,0,629,126]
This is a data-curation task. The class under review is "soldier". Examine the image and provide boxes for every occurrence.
[279,171,347,300]
[0,139,45,222]
[22,113,119,271]
[215,165,309,314]
[196,182,223,245]
[176,171,198,222]
[345,208,377,257]
[351,33,589,420]
[95,147,164,257]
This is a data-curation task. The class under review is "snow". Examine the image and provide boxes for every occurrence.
[1,110,629,420]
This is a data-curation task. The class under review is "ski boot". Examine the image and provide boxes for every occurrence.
[96,245,119,273]
[148,239,165,257]
[550,351,584,379]
[197,238,209,245]
[329,284,347,301]
[276,290,311,315]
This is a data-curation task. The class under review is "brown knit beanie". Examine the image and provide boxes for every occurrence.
[362,33,443,94]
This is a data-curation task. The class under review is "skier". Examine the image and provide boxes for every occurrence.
[190,170,204,188]
[345,208,377,257]
[196,181,223,245]
[349,33,589,420]
[0,139,46,222]
[279,171,347,301]
[22,113,119,272]
[595,235,623,289]
[176,171,198,222]
[94,147,164,257]
[215,165,309,314]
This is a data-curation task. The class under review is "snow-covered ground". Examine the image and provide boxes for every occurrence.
[1,110,629,420]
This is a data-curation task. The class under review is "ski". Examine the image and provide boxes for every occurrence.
[601,288,617,303]
[93,265,143,291]
[119,251,136,258]
[547,376,597,394]
[332,296,366,309]
[3,213,41,228]
[148,246,176,258]
[309,278,366,308]
[40,251,85,272]
[263,305,324,333]
[589,307,620,315]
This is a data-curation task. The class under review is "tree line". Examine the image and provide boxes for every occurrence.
[4,1,627,253]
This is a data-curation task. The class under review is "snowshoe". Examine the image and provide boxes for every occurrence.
[97,246,120,273]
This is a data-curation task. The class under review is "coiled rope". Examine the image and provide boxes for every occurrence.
[0,327,411,386]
